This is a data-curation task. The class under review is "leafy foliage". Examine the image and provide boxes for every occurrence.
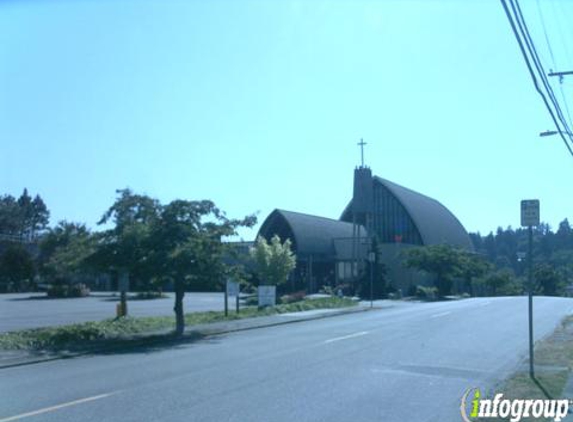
[93,189,257,335]
[0,244,35,292]
[0,189,49,240]
[402,244,466,297]
[471,220,573,296]
[38,221,95,283]
[250,235,296,286]
[0,297,356,352]
[534,264,565,296]
[472,268,523,297]
[47,283,90,298]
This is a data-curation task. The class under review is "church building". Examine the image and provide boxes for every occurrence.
[257,148,473,294]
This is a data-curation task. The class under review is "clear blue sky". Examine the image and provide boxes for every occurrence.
[1,0,572,239]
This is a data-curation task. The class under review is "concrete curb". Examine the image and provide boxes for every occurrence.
[0,305,374,370]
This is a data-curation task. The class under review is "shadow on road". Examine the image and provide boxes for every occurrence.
[51,330,223,359]
[6,295,90,301]
[532,375,554,400]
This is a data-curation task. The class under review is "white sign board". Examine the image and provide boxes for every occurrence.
[258,285,276,307]
[118,272,129,292]
[521,200,540,227]
[226,280,239,297]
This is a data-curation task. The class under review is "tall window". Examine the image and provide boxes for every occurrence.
[372,183,422,245]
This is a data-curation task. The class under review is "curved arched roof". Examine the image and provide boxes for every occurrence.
[342,176,473,250]
[376,177,472,249]
[258,209,367,260]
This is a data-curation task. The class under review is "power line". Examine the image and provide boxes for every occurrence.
[507,0,569,134]
[535,0,573,131]
[535,0,557,67]
[513,0,572,136]
[536,0,573,138]
[550,0,573,69]
[500,0,573,158]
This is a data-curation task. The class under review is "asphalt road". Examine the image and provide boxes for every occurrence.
[1,296,573,422]
[0,292,226,332]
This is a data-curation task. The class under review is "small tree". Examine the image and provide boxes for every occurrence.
[458,251,492,295]
[481,269,521,296]
[534,264,564,296]
[250,235,296,286]
[401,244,465,297]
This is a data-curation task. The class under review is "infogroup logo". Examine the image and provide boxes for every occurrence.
[460,388,571,422]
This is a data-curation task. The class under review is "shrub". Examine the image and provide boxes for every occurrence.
[47,283,90,298]
[415,285,438,301]
[134,291,166,300]
[280,291,306,304]
[319,285,335,296]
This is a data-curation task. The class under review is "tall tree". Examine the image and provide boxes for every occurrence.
[0,195,21,236]
[93,189,160,290]
[0,190,50,240]
[0,244,35,291]
[29,195,50,239]
[148,199,256,335]
[39,221,94,283]
[94,190,256,335]
[17,189,33,239]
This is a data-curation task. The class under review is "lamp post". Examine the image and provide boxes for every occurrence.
[368,251,375,308]
[539,130,573,137]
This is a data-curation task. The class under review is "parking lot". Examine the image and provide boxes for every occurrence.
[0,292,226,333]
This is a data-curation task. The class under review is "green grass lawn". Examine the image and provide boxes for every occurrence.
[0,297,357,352]
[476,315,573,422]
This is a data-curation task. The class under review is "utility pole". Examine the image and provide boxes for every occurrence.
[368,251,375,308]
[528,224,534,378]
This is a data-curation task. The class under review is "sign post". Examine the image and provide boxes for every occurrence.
[521,199,539,379]
[368,251,375,308]
[224,280,228,317]
[226,278,240,315]
[258,285,276,307]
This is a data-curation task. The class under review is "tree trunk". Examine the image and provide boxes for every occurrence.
[174,279,185,336]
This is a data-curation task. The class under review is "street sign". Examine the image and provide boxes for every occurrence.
[258,285,276,307]
[520,199,539,378]
[521,200,540,227]
[226,280,239,297]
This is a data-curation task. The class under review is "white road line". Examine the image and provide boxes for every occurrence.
[480,301,492,307]
[0,393,116,422]
[430,311,451,318]
[324,331,369,344]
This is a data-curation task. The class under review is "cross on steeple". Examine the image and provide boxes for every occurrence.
[357,138,367,167]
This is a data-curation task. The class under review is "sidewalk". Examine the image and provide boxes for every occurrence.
[0,304,374,370]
